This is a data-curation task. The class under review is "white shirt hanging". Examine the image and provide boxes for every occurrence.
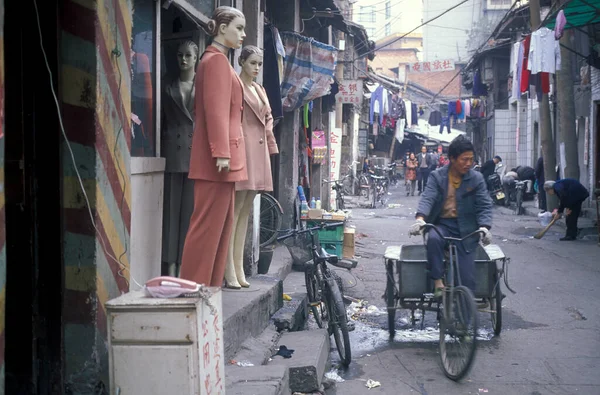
[528,27,561,74]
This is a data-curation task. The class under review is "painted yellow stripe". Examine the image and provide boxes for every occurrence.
[60,65,95,108]
[117,0,132,48]
[65,266,96,292]
[63,177,96,209]
[63,176,130,271]
[95,98,132,209]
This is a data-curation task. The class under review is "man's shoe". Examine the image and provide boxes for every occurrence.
[418,191,422,196]
[560,236,576,241]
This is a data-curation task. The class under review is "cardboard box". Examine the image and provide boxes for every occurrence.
[332,213,346,221]
[308,208,323,219]
[343,228,355,247]
[343,243,355,258]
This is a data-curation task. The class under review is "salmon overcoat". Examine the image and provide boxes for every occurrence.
[188,46,248,182]
[236,82,279,191]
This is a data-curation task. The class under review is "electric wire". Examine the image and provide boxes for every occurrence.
[33,0,143,290]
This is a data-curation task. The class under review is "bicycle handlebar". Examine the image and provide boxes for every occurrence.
[423,223,485,242]
[276,221,345,242]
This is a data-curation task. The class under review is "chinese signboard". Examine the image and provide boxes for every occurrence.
[336,80,363,105]
[329,127,343,210]
[408,59,455,73]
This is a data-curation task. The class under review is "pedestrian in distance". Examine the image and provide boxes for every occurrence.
[405,152,418,196]
[409,135,493,296]
[535,156,546,212]
[417,146,433,195]
[544,179,590,241]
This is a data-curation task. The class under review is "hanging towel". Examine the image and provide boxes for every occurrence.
[554,10,566,40]
[520,35,531,93]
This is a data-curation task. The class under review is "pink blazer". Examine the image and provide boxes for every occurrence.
[236,82,278,191]
[188,46,248,183]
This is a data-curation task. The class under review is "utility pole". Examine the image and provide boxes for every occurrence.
[557,30,580,180]
[530,0,558,210]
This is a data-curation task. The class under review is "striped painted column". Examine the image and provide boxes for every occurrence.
[60,0,132,389]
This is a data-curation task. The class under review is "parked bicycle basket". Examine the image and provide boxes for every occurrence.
[282,231,318,268]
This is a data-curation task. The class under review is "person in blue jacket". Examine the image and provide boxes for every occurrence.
[543,179,590,241]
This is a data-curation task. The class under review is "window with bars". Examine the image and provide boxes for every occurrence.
[385,1,391,19]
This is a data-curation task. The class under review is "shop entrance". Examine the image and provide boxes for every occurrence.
[3,0,64,393]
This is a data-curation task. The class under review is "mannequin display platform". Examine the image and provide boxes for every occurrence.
[161,40,198,276]
[224,46,279,289]
[179,6,248,287]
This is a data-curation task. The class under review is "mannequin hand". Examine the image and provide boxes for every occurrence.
[216,158,230,172]
[479,227,492,245]
[409,219,426,236]
[565,208,572,216]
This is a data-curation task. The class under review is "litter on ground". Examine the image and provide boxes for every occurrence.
[366,379,381,389]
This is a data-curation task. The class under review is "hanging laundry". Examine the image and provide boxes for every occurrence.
[511,42,522,99]
[457,101,465,122]
[448,101,458,122]
[528,27,561,74]
[520,35,531,93]
[473,70,487,96]
[516,42,525,98]
[370,86,388,125]
[428,110,442,126]
[456,100,462,115]
[554,10,567,40]
[411,102,418,126]
[463,99,471,118]
[439,116,451,134]
[405,99,412,128]
[389,94,406,120]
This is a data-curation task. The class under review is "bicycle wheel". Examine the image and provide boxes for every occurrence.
[326,277,352,366]
[305,267,325,328]
[260,193,282,247]
[337,194,345,210]
[515,189,523,215]
[439,285,478,381]
[371,185,377,208]
[385,260,396,337]
[490,277,502,336]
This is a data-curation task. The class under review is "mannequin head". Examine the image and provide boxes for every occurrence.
[177,40,199,73]
[238,46,263,80]
[207,6,246,49]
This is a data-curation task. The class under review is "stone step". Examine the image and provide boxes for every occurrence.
[268,329,331,394]
[225,365,290,395]
[230,326,282,367]
[271,270,310,332]
[222,275,283,361]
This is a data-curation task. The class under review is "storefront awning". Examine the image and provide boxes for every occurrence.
[544,0,600,29]
[408,119,466,146]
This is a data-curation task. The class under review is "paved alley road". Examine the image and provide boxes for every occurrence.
[326,183,600,395]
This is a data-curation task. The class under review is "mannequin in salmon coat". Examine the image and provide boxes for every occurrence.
[179,7,248,287]
[224,46,279,289]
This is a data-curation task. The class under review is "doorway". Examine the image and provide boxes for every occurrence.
[533,121,539,164]
[3,0,64,394]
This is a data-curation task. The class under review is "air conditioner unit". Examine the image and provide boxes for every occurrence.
[485,0,512,11]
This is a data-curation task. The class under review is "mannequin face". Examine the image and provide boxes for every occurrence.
[177,44,198,72]
[241,53,263,79]
[219,16,246,49]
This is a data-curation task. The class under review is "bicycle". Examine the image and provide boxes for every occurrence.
[259,193,283,247]
[514,181,525,215]
[341,161,361,196]
[278,222,358,366]
[323,178,346,210]
[368,173,388,208]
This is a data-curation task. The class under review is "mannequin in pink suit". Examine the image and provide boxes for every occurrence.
[179,6,248,287]
[224,46,279,289]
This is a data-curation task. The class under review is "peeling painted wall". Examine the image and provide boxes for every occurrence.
[60,0,132,392]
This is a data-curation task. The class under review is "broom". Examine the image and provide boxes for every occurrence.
[534,215,560,239]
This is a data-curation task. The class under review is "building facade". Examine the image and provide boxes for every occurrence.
[352,0,422,41]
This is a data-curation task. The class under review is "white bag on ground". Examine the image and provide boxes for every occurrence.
[538,211,553,227]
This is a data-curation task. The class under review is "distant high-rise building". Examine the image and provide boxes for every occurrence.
[422,0,513,62]
[351,0,423,42]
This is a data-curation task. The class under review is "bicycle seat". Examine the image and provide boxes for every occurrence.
[317,248,358,270]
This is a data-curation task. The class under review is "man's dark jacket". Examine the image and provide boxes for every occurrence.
[417,166,493,250]
[535,156,544,183]
[553,178,589,213]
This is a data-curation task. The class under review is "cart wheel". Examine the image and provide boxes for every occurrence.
[385,259,396,338]
[439,286,478,381]
[490,279,502,336]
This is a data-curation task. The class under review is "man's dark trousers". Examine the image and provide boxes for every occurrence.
[566,202,582,238]
[417,168,430,192]
[426,218,476,292]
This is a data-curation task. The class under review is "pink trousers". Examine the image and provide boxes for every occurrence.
[179,180,235,286]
